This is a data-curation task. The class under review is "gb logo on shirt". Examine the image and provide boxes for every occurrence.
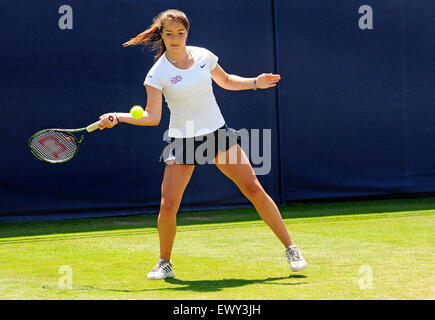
[171,75,183,84]
[170,75,183,84]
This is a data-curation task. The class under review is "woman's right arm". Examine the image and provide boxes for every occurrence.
[98,84,162,129]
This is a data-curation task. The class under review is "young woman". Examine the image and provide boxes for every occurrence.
[98,9,307,280]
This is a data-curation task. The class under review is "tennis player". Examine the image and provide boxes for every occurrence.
[98,9,307,280]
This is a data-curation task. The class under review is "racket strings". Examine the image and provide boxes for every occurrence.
[30,131,78,163]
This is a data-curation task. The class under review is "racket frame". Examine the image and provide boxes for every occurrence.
[28,117,111,164]
[28,128,87,163]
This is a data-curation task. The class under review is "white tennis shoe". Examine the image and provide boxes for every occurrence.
[147,258,175,280]
[285,245,307,272]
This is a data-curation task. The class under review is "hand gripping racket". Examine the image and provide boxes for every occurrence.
[28,116,114,163]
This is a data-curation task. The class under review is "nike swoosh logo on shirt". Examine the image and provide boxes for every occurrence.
[200,64,206,68]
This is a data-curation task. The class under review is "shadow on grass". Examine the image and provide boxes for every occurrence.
[1,196,434,240]
[74,275,307,294]
[163,275,308,292]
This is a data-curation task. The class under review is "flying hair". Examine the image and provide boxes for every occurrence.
[123,9,190,60]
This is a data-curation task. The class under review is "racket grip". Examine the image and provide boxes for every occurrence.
[86,115,114,132]
[86,121,101,132]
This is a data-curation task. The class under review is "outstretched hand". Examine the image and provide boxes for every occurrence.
[256,73,281,89]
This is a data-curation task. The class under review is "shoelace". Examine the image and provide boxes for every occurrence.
[287,248,302,262]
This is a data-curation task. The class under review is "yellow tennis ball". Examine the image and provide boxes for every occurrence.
[130,105,144,119]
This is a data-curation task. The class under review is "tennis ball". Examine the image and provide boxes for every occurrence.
[130,105,144,119]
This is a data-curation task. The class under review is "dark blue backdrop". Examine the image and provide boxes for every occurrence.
[0,1,434,221]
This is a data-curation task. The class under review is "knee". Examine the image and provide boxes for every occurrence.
[159,198,178,219]
[244,180,265,200]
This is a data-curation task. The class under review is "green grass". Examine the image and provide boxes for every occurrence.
[0,197,434,300]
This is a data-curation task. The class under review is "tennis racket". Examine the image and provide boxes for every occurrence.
[28,116,114,163]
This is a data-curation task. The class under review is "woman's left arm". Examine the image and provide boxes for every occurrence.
[211,64,281,91]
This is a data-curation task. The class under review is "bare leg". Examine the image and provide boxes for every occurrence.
[214,144,293,248]
[158,162,195,261]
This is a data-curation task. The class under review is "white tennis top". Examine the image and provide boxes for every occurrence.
[144,46,226,138]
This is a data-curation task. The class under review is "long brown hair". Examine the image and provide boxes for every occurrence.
[123,9,190,60]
